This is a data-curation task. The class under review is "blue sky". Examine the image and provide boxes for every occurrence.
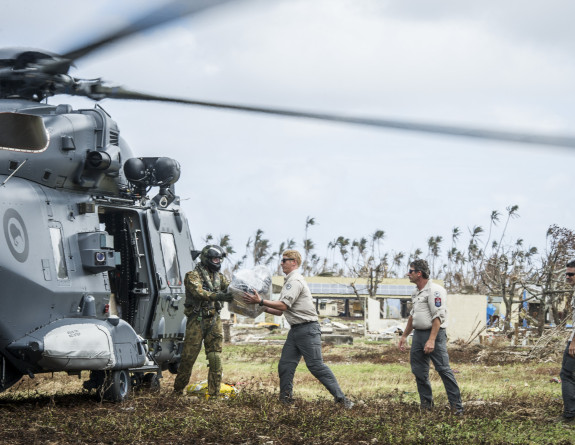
[2,0,573,267]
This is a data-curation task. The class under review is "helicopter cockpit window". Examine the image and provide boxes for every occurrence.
[0,113,50,153]
[49,227,68,280]
[160,232,181,287]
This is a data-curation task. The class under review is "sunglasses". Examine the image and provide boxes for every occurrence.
[408,269,418,274]
[567,273,575,277]
[281,258,295,264]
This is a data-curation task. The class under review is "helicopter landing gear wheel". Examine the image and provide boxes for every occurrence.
[102,369,131,402]
[142,372,161,391]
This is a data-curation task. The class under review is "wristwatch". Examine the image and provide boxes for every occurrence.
[259,297,264,306]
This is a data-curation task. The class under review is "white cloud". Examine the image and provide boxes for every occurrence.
[1,0,573,264]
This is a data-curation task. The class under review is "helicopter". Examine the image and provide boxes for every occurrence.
[0,1,573,402]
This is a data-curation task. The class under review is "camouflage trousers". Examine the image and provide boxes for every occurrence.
[173,313,223,395]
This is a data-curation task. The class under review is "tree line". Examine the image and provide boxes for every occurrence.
[202,206,575,333]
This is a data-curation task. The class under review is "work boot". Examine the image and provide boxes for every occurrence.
[279,392,294,406]
[420,402,434,412]
[336,397,354,409]
[451,404,464,415]
[553,415,575,424]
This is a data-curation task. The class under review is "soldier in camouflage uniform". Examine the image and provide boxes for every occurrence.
[173,245,233,397]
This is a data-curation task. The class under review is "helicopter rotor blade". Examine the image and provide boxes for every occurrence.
[85,85,575,149]
[61,0,233,62]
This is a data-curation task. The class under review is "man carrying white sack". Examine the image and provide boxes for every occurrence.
[242,249,353,409]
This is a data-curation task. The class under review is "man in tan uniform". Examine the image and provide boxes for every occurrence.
[243,249,352,408]
[399,259,463,413]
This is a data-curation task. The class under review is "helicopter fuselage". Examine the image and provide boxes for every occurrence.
[0,99,192,394]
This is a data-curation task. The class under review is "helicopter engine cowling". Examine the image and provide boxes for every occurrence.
[0,101,135,196]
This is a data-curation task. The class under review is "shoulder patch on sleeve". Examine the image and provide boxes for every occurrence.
[286,283,292,290]
[435,296,442,307]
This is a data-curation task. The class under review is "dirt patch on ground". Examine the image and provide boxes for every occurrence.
[320,342,564,366]
[227,324,567,367]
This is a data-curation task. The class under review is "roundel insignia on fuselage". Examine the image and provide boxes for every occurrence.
[3,208,29,263]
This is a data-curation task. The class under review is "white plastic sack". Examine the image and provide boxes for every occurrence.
[228,266,272,318]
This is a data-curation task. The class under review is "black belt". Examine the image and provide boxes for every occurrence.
[414,327,445,332]
[291,321,317,328]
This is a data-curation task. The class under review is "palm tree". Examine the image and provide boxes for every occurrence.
[203,233,214,244]
[391,251,405,277]
[496,205,519,255]
[371,230,385,261]
[218,234,235,256]
[351,237,368,270]
[252,229,271,265]
[408,248,423,263]
[302,238,315,275]
[335,236,350,273]
[303,216,316,275]
[427,235,443,277]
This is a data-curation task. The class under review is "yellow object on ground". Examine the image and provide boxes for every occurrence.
[186,380,239,399]
[257,322,280,330]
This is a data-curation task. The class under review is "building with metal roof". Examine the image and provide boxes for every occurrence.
[271,276,416,299]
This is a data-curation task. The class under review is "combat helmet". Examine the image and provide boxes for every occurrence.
[200,245,226,272]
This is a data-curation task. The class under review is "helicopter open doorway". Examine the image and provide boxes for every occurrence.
[75,203,192,401]
[98,203,192,349]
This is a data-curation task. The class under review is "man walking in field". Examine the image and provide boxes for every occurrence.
[398,259,463,414]
[242,249,353,408]
[558,259,575,422]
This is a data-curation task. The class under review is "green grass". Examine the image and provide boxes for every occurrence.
[0,342,572,444]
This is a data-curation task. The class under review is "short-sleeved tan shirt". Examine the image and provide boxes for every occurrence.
[410,280,448,330]
[278,270,318,326]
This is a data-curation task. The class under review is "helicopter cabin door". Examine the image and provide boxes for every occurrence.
[143,208,193,341]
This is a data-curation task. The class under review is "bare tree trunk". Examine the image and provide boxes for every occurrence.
[537,300,546,336]
[504,298,513,332]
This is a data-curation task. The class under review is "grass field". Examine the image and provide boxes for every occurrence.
[0,339,573,444]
